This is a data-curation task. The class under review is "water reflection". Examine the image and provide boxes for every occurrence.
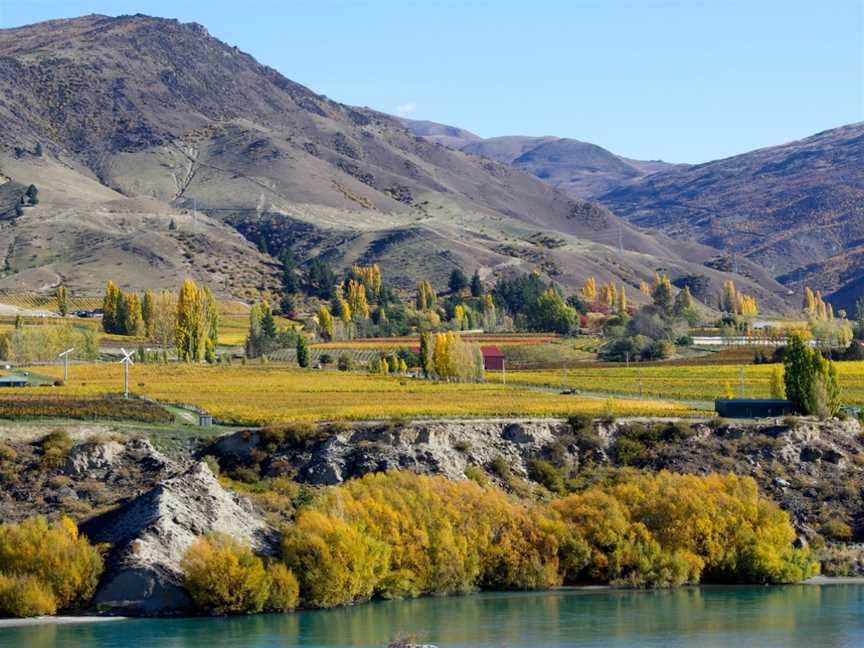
[2,585,864,648]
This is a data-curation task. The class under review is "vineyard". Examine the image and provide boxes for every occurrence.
[489,362,864,405]
[8,364,703,423]
[0,293,101,312]
[0,393,173,423]
[310,333,559,350]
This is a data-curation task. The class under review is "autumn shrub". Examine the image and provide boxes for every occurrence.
[181,533,271,615]
[527,459,566,494]
[266,562,300,612]
[0,573,57,617]
[0,516,103,612]
[279,471,816,607]
[464,465,489,487]
[40,430,73,469]
[821,518,854,542]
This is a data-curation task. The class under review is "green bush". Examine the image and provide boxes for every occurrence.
[527,459,566,494]
[464,465,489,487]
[821,518,854,542]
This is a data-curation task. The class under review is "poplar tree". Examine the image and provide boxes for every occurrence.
[55,286,69,317]
[296,335,309,368]
[102,281,121,333]
[142,289,155,338]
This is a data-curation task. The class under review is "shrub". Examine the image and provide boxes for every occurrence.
[337,353,353,371]
[319,353,333,366]
[489,456,511,480]
[266,562,300,612]
[0,573,57,617]
[527,459,566,494]
[464,465,489,487]
[0,516,103,611]
[821,518,854,542]
[181,533,270,615]
[40,430,73,469]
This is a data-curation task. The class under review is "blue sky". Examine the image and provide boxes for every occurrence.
[1,0,862,162]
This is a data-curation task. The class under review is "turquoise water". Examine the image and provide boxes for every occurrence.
[2,585,864,647]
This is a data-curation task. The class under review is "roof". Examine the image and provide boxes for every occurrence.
[0,375,29,384]
[480,346,504,358]
[715,399,793,405]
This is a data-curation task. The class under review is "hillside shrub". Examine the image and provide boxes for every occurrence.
[527,459,566,494]
[278,471,815,607]
[0,573,57,617]
[181,533,271,615]
[0,516,103,613]
[266,562,300,612]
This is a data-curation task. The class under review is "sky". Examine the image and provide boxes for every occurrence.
[1,0,862,163]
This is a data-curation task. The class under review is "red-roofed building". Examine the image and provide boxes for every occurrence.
[409,344,506,371]
[480,346,505,371]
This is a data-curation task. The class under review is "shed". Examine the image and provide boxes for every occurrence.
[0,375,29,388]
[715,399,796,419]
[480,346,505,371]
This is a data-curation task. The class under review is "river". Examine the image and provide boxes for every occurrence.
[2,585,863,647]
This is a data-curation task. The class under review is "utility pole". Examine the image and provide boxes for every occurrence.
[58,347,74,382]
[120,348,135,399]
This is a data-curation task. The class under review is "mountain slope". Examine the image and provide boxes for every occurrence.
[599,123,864,305]
[0,15,787,311]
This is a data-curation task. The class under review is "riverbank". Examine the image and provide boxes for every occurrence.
[0,615,126,628]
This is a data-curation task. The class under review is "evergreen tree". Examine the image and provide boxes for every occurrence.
[419,333,432,378]
[142,290,155,338]
[448,269,468,295]
[470,270,483,298]
[279,247,299,295]
[305,259,337,299]
[296,335,309,368]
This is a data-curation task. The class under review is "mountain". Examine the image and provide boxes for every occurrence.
[0,15,787,311]
[396,118,482,149]
[400,121,680,199]
[598,123,864,307]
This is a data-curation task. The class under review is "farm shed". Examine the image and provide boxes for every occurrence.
[0,375,29,388]
[410,345,505,371]
[715,399,797,419]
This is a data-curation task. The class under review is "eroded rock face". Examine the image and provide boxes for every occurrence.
[81,462,271,616]
[213,419,572,487]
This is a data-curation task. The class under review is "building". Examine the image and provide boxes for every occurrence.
[0,375,30,388]
[408,345,506,371]
[715,399,797,419]
[480,346,505,371]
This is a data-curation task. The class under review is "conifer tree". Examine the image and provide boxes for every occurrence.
[470,270,483,298]
[296,335,309,368]
[55,286,69,317]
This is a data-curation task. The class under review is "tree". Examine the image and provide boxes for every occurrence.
[305,259,337,299]
[448,269,468,294]
[175,279,217,362]
[168,218,177,231]
[784,334,842,417]
[25,185,38,206]
[102,281,119,333]
[527,289,578,334]
[318,305,335,340]
[770,366,786,399]
[419,333,432,378]
[416,281,437,311]
[150,290,177,350]
[296,334,309,368]
[652,275,674,314]
[123,293,144,337]
[142,290,155,338]
[470,270,483,298]
[55,286,69,317]
[581,277,597,302]
[279,247,299,295]
[855,297,864,339]
[346,280,370,320]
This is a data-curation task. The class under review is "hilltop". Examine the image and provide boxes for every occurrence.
[0,14,785,310]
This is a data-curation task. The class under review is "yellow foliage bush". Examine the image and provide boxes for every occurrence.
[266,562,300,612]
[0,515,103,612]
[280,471,816,607]
[0,573,57,617]
[181,533,271,615]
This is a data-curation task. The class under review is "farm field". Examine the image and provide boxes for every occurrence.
[490,362,864,405]
[8,364,704,423]
[311,333,560,350]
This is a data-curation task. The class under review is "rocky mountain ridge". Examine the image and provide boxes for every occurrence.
[0,14,789,311]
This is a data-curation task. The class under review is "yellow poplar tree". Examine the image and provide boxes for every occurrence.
[318,305,335,340]
[581,277,597,302]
